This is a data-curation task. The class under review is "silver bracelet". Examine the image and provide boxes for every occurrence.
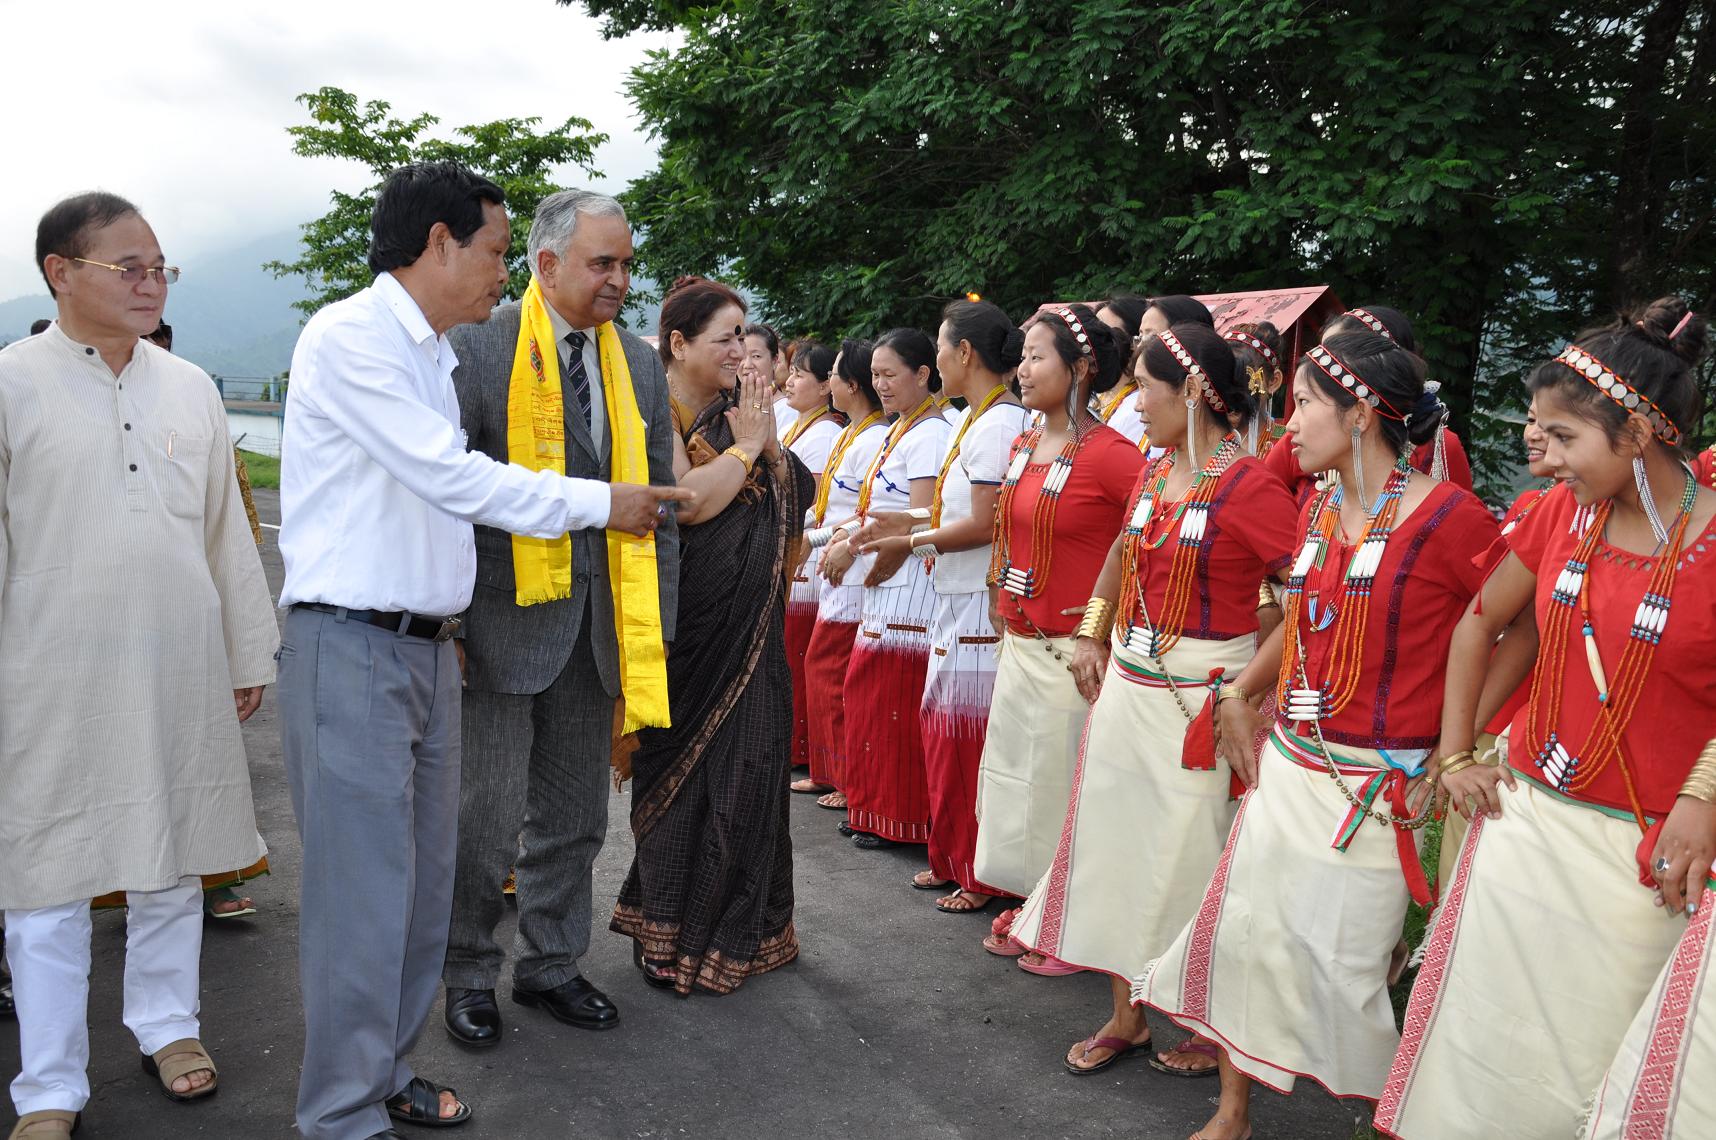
[805,526,835,550]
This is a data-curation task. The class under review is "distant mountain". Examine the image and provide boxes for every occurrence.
[0,234,669,371]
[0,229,311,378]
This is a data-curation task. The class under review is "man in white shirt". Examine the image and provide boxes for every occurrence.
[277,161,689,1140]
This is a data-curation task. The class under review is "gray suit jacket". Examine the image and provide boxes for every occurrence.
[449,303,679,697]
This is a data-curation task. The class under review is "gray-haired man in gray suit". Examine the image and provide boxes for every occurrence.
[440,189,677,1045]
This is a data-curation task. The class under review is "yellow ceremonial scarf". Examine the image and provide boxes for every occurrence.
[506,279,670,732]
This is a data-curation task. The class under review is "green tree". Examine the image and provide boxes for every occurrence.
[266,86,609,315]
[569,0,1716,496]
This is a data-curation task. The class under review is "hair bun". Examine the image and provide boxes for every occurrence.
[667,275,706,297]
[1633,295,1707,366]
[1407,389,1447,448]
[999,327,1026,370]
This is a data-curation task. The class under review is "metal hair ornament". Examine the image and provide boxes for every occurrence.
[1304,344,1406,421]
[1344,308,1393,340]
[1223,329,1280,371]
[1049,306,1094,357]
[1554,344,1683,447]
[1157,328,1229,414]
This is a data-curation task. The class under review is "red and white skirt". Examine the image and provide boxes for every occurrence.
[784,551,823,769]
[842,572,937,842]
[921,588,1003,892]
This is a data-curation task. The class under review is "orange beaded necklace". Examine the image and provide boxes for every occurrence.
[929,385,1011,528]
[1275,458,1413,721]
[1118,433,1244,656]
[988,416,1098,598]
[1521,473,1697,821]
[855,395,941,517]
[810,409,885,525]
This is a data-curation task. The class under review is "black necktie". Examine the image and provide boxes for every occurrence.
[565,330,593,429]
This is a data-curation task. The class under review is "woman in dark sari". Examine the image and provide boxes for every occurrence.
[611,276,815,995]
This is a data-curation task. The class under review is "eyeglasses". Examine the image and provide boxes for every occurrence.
[71,258,181,285]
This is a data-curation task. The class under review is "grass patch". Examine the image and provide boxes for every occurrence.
[238,450,279,490]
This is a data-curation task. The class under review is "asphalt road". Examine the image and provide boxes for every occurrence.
[0,489,1368,1139]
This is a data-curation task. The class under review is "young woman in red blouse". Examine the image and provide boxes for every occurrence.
[971,304,1145,956]
[1263,305,1473,498]
[1376,299,1716,1140]
[1008,322,1297,1072]
[1135,330,1497,1140]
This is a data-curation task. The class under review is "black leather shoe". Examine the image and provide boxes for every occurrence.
[512,976,620,1030]
[443,987,501,1047]
[366,1131,408,1139]
[0,979,14,1020]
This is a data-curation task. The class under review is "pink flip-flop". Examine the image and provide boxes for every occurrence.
[1149,1038,1221,1078]
[982,931,1026,957]
[1017,951,1082,976]
[1064,1034,1152,1076]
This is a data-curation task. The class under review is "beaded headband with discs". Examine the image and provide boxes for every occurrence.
[1048,306,1094,357]
[1157,328,1229,413]
[1305,344,1405,422]
[1344,308,1393,339]
[1554,344,1683,447]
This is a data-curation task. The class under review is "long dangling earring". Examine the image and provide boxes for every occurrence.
[1350,423,1367,511]
[1186,396,1200,468]
[1635,455,1670,546]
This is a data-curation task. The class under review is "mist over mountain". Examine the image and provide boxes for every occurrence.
[0,230,665,374]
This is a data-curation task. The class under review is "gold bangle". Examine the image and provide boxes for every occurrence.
[1680,742,1716,803]
[1217,682,1249,705]
[723,444,754,469]
[1076,597,1116,643]
[1438,753,1480,781]
[1257,581,1281,610]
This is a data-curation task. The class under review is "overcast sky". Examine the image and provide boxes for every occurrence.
[0,0,675,299]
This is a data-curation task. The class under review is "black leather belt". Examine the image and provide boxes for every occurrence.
[293,603,462,642]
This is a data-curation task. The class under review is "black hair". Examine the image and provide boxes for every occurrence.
[836,338,881,411]
[29,319,52,336]
[35,191,141,297]
[145,321,173,351]
[942,299,1025,374]
[1298,331,1440,451]
[1146,294,1215,329]
[1526,295,1707,457]
[1034,303,1129,394]
[1144,322,1257,432]
[367,161,506,275]
[657,275,747,366]
[744,322,780,357]
[790,339,837,384]
[1321,305,1417,353]
[874,327,943,393]
[1096,294,1152,340]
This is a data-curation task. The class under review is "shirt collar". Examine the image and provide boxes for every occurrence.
[543,300,596,348]
[373,272,439,349]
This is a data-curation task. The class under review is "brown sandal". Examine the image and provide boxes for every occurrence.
[141,1038,218,1102]
[8,1111,79,1138]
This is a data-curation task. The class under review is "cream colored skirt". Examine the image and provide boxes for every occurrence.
[1584,881,1716,1139]
[972,631,1087,898]
[1011,633,1252,978]
[1135,725,1425,1098]
[1376,779,1685,1139]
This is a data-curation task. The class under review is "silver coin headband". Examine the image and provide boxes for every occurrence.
[1223,329,1279,371]
[1158,328,1229,414]
[1345,308,1393,340]
[1554,344,1683,446]
[1048,306,1094,357]
[1305,344,1405,421]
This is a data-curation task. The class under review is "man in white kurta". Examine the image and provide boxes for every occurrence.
[0,193,278,1136]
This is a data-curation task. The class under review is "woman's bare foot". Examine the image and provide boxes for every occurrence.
[1064,1017,1151,1072]
[1155,1033,1220,1075]
[816,790,847,810]
[935,889,994,913]
[911,869,953,890]
[1189,1111,1250,1140]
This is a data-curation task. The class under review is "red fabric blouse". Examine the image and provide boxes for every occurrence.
[1505,488,1716,817]
[1283,481,1499,749]
[1124,456,1298,640]
[1262,430,1474,506]
[1694,447,1716,489]
[1477,484,1564,735]
[998,424,1145,638]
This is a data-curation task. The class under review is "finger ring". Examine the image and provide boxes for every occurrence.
[1655,855,1672,875]
[751,402,762,409]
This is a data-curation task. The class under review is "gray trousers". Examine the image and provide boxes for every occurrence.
[279,607,460,1140]
[443,620,615,992]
